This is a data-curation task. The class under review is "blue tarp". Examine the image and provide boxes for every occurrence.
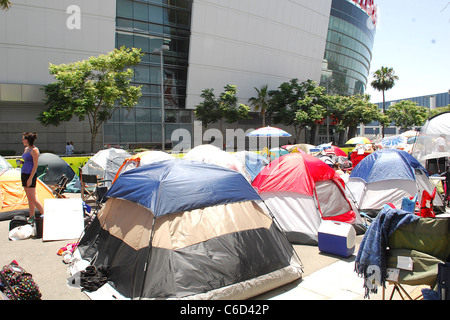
[235,151,269,181]
[106,159,261,217]
[350,149,427,183]
[245,152,269,180]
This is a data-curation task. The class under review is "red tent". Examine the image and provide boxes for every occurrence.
[325,146,347,157]
[253,153,361,245]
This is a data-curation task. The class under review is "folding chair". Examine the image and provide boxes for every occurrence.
[419,188,436,218]
[441,171,450,207]
[359,212,373,229]
[437,262,450,300]
[79,168,110,214]
[384,217,450,300]
[52,174,69,198]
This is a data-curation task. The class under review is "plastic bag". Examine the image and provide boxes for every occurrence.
[8,225,34,241]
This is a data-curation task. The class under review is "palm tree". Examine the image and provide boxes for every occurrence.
[0,0,11,10]
[371,66,399,137]
[248,84,269,127]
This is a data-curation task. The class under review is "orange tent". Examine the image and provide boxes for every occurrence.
[0,169,55,220]
[113,151,175,183]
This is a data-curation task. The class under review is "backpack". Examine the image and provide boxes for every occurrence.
[9,216,29,231]
[0,261,42,300]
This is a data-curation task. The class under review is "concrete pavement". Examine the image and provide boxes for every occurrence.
[0,193,428,301]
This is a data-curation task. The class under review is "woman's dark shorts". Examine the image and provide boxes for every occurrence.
[21,173,37,188]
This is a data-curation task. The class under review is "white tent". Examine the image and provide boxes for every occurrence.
[82,148,131,187]
[183,145,251,181]
[413,112,450,168]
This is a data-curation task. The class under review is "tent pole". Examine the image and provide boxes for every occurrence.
[139,215,156,300]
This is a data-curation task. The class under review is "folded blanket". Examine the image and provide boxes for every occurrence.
[355,207,420,298]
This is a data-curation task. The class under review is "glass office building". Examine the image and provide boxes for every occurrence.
[0,0,379,153]
[374,92,450,110]
[107,0,378,148]
[321,0,376,96]
[104,0,193,148]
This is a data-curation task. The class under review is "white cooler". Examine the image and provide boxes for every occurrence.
[318,220,356,258]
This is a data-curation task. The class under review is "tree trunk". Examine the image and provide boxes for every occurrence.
[338,131,346,146]
[309,124,319,145]
[294,126,302,144]
[348,126,357,140]
[90,133,96,153]
[382,90,386,138]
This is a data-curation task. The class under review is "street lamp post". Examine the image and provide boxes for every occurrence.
[153,44,169,151]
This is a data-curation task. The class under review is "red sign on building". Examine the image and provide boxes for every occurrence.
[351,0,378,26]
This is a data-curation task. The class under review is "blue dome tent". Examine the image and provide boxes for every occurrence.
[75,159,302,299]
[347,149,444,215]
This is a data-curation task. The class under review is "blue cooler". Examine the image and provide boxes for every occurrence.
[318,220,356,257]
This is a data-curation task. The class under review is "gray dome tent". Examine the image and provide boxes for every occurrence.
[38,153,76,185]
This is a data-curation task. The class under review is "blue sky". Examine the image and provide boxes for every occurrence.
[364,0,450,103]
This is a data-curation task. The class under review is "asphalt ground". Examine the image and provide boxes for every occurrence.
[0,192,431,302]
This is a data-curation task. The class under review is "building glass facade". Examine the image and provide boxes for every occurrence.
[361,92,450,138]
[375,92,450,110]
[321,0,376,96]
[104,0,193,148]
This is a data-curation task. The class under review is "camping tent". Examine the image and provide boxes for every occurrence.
[287,144,315,154]
[38,153,77,185]
[113,150,174,182]
[268,147,289,160]
[0,168,55,221]
[320,144,347,157]
[347,149,444,216]
[0,155,12,170]
[82,148,131,187]
[233,151,269,181]
[252,153,362,245]
[183,144,251,181]
[75,159,302,299]
[413,112,450,172]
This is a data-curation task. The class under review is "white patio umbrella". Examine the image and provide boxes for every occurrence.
[246,126,292,138]
[380,135,408,149]
[247,126,291,160]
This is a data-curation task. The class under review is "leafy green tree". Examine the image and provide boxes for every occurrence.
[194,85,250,133]
[248,84,270,127]
[430,105,450,118]
[267,79,329,144]
[326,94,351,144]
[331,94,387,144]
[38,47,143,152]
[295,82,329,144]
[0,0,11,10]
[386,100,429,130]
[267,79,310,142]
[219,85,250,124]
[194,88,221,128]
[370,66,399,137]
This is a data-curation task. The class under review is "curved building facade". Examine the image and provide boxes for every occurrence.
[105,0,194,148]
[320,0,377,96]
[106,0,333,149]
[0,0,377,154]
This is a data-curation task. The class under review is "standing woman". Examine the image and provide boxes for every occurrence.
[21,132,44,222]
